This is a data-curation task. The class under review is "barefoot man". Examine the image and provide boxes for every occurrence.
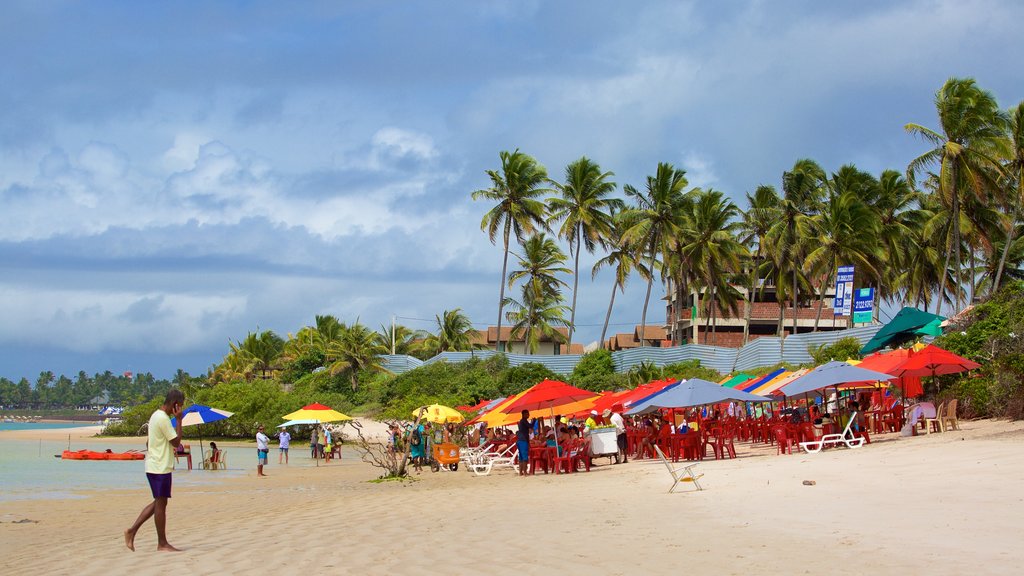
[125,388,185,552]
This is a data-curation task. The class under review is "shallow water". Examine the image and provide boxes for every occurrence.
[0,428,246,501]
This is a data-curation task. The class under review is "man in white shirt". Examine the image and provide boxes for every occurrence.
[608,405,627,464]
[256,425,270,477]
[124,389,184,552]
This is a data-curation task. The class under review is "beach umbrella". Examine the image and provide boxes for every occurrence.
[412,404,465,424]
[889,344,981,391]
[740,369,786,392]
[502,380,599,455]
[171,404,233,466]
[282,403,352,423]
[627,378,771,415]
[777,361,895,397]
[860,307,945,354]
[856,348,922,398]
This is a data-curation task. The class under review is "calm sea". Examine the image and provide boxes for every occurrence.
[0,422,244,501]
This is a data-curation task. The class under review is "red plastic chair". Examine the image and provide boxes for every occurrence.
[529,444,551,475]
[773,426,794,455]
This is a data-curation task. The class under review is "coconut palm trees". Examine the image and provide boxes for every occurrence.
[739,185,781,344]
[676,189,749,345]
[993,101,1024,293]
[506,233,571,352]
[422,308,483,355]
[325,322,390,391]
[473,150,551,353]
[592,213,650,347]
[906,78,1010,313]
[621,163,691,346]
[548,157,621,345]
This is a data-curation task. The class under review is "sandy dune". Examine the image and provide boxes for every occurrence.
[2,419,1022,575]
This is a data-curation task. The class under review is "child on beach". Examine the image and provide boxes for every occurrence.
[278,429,290,464]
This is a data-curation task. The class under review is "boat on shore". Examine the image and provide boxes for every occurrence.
[61,449,145,461]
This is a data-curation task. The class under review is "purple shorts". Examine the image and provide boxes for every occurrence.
[146,472,172,499]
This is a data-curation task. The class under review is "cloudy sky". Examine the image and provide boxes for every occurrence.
[1,0,1021,381]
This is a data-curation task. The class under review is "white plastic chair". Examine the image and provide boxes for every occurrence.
[653,445,703,493]
[799,411,866,454]
[465,443,518,476]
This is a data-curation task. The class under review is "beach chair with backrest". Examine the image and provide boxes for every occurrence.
[940,399,960,431]
[653,445,703,493]
[799,411,866,454]
[924,401,946,434]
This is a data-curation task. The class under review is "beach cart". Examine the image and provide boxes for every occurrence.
[588,427,619,463]
[430,442,460,472]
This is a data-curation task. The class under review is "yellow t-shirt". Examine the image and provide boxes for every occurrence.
[146,409,177,474]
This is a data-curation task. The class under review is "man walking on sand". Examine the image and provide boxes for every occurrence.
[256,425,270,476]
[124,389,185,552]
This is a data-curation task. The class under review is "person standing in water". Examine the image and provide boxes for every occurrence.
[124,389,185,552]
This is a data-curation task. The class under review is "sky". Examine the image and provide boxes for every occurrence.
[1,0,1021,381]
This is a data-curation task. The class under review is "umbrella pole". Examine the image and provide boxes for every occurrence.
[199,428,205,468]
[550,406,560,458]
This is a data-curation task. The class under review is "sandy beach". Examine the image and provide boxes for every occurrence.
[2,418,1022,575]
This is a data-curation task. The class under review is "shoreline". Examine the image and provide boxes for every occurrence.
[1,418,1022,575]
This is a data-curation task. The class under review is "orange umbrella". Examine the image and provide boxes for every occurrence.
[890,344,980,393]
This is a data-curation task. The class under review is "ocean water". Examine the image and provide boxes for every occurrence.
[0,423,245,501]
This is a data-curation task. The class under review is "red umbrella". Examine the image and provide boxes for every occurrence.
[857,348,923,398]
[503,380,598,455]
[890,344,981,391]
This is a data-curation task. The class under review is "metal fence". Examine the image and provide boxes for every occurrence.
[381,325,883,376]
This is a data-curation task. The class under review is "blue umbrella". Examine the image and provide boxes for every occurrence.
[627,378,771,415]
[171,404,233,467]
[776,361,895,397]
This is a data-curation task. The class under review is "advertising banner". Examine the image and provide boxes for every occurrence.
[853,287,875,324]
[834,265,855,316]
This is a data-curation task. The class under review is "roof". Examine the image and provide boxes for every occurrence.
[634,325,667,341]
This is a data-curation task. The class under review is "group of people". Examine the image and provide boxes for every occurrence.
[512,405,629,475]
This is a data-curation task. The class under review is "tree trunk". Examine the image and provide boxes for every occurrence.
[992,203,1020,295]
[742,246,760,346]
[496,220,512,353]
[935,222,953,316]
[709,283,718,346]
[951,163,962,312]
[778,299,786,356]
[600,281,617,349]
[638,242,657,348]
[791,259,798,341]
[567,227,581,345]
[814,270,829,331]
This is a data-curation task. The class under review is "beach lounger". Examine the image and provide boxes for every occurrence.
[799,411,866,454]
[654,445,703,493]
[465,443,518,476]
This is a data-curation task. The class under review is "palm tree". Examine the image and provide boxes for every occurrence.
[325,322,390,391]
[738,185,781,344]
[767,159,825,350]
[507,233,571,352]
[869,170,923,305]
[422,308,484,354]
[472,150,551,353]
[226,330,285,380]
[805,179,884,330]
[621,163,690,346]
[676,189,748,345]
[376,323,427,356]
[548,157,621,345]
[592,212,651,347]
[993,101,1024,293]
[905,78,1009,314]
[503,285,570,354]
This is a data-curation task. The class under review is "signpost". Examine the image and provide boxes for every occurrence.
[834,265,855,316]
[853,287,875,324]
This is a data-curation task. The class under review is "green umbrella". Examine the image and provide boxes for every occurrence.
[721,373,754,388]
[914,318,944,337]
[860,307,945,354]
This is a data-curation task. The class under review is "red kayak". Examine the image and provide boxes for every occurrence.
[61,449,145,461]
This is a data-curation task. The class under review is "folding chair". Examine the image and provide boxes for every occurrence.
[654,445,703,493]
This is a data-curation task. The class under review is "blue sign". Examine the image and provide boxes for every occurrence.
[834,265,855,316]
[853,287,874,324]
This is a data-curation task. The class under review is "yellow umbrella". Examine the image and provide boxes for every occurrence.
[282,403,352,423]
[413,404,465,424]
